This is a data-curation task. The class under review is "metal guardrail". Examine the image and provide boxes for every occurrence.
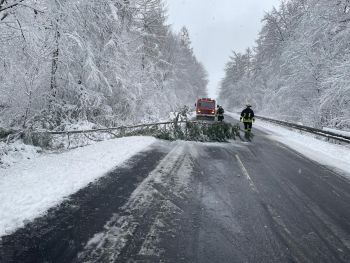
[256,116,350,144]
[33,120,219,135]
[0,120,201,149]
[1,119,231,145]
[34,121,179,135]
[1,122,178,143]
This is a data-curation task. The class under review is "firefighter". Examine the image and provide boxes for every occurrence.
[217,105,224,122]
[240,104,255,134]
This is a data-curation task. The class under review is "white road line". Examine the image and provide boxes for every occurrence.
[235,154,259,193]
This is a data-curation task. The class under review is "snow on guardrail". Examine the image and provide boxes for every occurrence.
[323,127,350,138]
[255,116,350,144]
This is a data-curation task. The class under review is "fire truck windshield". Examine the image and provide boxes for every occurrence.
[198,101,215,109]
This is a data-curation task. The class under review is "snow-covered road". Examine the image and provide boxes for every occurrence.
[1,116,350,262]
[227,112,350,178]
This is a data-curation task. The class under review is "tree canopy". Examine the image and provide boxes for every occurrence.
[219,0,350,129]
[0,0,208,130]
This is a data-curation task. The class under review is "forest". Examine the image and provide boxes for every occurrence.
[0,0,208,131]
[219,0,350,129]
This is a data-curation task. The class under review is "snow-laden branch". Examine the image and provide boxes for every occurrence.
[0,0,25,12]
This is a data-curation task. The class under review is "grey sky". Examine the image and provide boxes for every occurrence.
[166,0,281,99]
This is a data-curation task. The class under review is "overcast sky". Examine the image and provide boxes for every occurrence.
[166,0,281,99]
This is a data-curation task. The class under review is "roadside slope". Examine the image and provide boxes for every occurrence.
[0,136,156,237]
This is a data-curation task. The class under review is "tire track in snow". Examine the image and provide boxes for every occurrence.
[77,142,195,262]
[0,146,167,263]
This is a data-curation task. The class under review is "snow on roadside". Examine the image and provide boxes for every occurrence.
[226,112,350,178]
[0,121,114,170]
[0,141,42,169]
[0,136,156,238]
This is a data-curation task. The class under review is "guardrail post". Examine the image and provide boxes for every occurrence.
[67,132,71,149]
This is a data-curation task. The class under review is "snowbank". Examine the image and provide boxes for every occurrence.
[227,112,350,178]
[0,141,42,169]
[0,136,156,238]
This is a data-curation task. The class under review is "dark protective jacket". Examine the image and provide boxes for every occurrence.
[217,107,224,115]
[240,107,255,123]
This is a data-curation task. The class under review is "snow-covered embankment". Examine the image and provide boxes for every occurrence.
[0,136,156,238]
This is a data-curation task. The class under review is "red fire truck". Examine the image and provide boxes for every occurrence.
[196,98,216,120]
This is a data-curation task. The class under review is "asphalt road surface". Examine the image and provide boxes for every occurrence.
[1,115,350,263]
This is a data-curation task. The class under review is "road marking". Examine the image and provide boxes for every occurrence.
[235,154,259,193]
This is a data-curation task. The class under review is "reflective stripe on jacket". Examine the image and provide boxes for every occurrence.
[241,108,255,123]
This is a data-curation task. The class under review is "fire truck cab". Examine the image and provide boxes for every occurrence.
[196,98,216,120]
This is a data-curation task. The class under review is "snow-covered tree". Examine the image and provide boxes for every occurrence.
[0,0,208,130]
[219,0,350,129]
